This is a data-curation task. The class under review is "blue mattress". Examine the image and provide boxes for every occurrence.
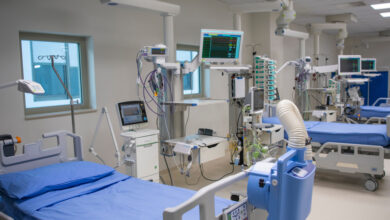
[0,171,234,220]
[262,117,390,147]
[360,105,390,118]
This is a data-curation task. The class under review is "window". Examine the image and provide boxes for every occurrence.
[176,45,202,97]
[20,32,95,118]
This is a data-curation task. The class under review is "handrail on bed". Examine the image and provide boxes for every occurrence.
[0,211,13,220]
[372,98,390,107]
[163,171,248,220]
[0,131,83,174]
[364,117,386,124]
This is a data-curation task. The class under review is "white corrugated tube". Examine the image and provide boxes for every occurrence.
[276,99,313,160]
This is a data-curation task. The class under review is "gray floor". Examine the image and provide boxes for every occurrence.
[161,154,390,220]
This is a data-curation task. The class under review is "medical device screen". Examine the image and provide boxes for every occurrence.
[200,30,243,63]
[118,101,148,126]
[151,48,167,55]
[339,56,361,75]
[362,59,376,71]
[252,88,264,112]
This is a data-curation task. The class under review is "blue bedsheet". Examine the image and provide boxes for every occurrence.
[1,172,234,220]
[360,105,390,118]
[262,117,390,147]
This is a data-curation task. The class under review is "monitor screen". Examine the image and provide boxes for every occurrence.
[362,59,376,71]
[151,48,167,55]
[200,29,243,63]
[252,88,264,112]
[118,101,148,126]
[338,55,361,75]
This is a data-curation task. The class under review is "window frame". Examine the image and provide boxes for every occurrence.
[176,44,204,99]
[19,32,95,119]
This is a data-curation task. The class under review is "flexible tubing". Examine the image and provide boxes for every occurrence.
[276,100,313,160]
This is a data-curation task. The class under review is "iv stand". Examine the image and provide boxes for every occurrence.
[50,56,76,134]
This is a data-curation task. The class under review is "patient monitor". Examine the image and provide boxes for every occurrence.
[361,58,376,72]
[338,55,361,75]
[199,29,243,64]
[117,101,148,131]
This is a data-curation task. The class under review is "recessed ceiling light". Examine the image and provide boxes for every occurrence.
[380,12,390,17]
[371,3,390,10]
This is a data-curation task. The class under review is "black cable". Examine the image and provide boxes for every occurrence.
[159,175,166,185]
[185,173,201,186]
[199,148,236,182]
[200,163,234,182]
[163,154,174,186]
[236,110,242,135]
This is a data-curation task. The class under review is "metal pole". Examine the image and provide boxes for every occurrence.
[233,13,242,31]
[162,14,184,140]
[50,56,76,134]
[300,39,305,58]
[314,33,320,66]
[0,81,18,90]
[163,14,175,63]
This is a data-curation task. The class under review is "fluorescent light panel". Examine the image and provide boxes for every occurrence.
[380,12,390,17]
[371,3,390,10]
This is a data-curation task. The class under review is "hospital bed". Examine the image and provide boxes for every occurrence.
[0,131,234,220]
[262,117,389,191]
[0,129,315,220]
[358,98,390,124]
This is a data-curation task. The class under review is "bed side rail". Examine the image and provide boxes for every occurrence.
[364,117,386,124]
[362,116,390,137]
[314,142,385,158]
[387,116,390,137]
[313,142,384,175]
[0,131,83,174]
[163,171,248,220]
[0,212,13,220]
[372,98,390,106]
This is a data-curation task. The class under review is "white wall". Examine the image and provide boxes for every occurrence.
[345,38,390,71]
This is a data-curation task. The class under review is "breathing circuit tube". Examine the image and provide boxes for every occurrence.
[276,99,313,161]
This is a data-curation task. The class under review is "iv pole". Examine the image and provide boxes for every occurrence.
[50,56,76,134]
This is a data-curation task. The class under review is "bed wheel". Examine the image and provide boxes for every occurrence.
[364,178,378,192]
[375,171,386,180]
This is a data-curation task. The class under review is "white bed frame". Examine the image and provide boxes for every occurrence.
[312,141,388,191]
[284,114,390,191]
[163,171,264,220]
[0,131,83,174]
[0,130,262,220]
[372,98,390,107]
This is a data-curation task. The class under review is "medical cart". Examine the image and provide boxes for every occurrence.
[121,129,160,183]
